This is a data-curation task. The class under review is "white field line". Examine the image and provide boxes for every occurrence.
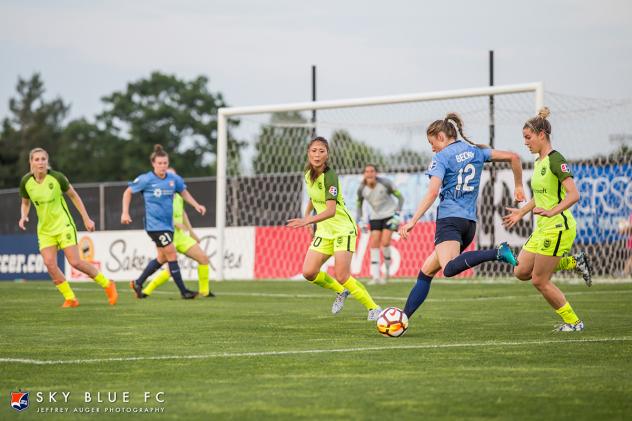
[62,287,632,303]
[1,337,629,366]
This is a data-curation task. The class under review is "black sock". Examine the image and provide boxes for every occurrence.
[168,261,189,294]
[136,259,162,286]
[443,249,497,277]
[403,271,433,318]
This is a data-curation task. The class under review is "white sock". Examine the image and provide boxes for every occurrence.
[383,246,392,278]
[370,248,380,279]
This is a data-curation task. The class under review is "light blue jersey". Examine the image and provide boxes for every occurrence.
[129,171,186,231]
[426,141,492,222]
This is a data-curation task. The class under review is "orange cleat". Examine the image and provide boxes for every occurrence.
[105,281,118,305]
[62,298,79,308]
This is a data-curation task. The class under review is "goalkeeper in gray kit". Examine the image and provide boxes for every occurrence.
[356,164,404,284]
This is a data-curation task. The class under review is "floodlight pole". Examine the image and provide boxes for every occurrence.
[311,65,317,138]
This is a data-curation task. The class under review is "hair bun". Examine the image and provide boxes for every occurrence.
[153,144,164,152]
[538,107,550,119]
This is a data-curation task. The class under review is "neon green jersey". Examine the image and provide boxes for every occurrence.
[173,193,184,225]
[305,168,357,239]
[531,150,576,231]
[19,170,76,237]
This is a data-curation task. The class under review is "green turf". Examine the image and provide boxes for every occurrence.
[1,279,631,420]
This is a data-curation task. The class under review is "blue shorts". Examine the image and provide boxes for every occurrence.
[434,217,476,252]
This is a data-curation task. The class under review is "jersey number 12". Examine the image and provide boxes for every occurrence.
[456,164,476,192]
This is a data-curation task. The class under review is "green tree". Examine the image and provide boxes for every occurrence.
[328,129,385,172]
[98,71,242,178]
[252,111,311,174]
[385,148,431,171]
[0,74,69,188]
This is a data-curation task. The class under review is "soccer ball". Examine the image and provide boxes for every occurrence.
[376,307,408,337]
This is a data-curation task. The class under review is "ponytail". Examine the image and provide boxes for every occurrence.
[427,113,488,148]
[150,144,168,162]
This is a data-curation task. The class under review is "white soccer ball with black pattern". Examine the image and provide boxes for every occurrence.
[376,307,408,337]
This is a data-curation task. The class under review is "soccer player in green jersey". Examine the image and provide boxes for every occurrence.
[287,137,382,320]
[503,108,593,332]
[18,148,118,308]
[142,168,214,298]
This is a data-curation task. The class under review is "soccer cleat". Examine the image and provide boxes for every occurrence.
[496,242,518,266]
[62,298,79,308]
[367,306,383,321]
[181,290,198,300]
[574,252,593,287]
[105,281,118,305]
[200,291,216,298]
[554,320,585,332]
[331,289,350,314]
[130,281,148,299]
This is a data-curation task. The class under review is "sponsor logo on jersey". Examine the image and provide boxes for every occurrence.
[153,188,162,198]
[560,163,570,173]
[11,392,29,412]
[328,186,338,196]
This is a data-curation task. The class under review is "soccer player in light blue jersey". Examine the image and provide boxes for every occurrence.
[121,144,206,299]
[399,113,525,320]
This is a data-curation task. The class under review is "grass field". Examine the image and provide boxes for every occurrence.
[1,279,631,420]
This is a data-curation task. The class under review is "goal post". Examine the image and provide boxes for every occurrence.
[215,82,544,280]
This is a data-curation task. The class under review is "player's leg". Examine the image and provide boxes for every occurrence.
[368,224,382,284]
[555,252,593,287]
[41,244,78,307]
[132,232,167,295]
[303,239,343,293]
[380,228,393,283]
[513,249,536,281]
[403,250,442,318]
[64,244,117,305]
[161,242,196,299]
[184,243,212,297]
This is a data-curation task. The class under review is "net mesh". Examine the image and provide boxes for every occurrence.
[223,90,632,280]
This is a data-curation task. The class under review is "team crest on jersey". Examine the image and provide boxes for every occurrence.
[169,181,174,187]
[10,392,29,412]
[318,182,322,189]
[48,182,53,189]
[543,239,551,249]
[541,167,546,176]
[328,186,338,196]
[560,163,570,173]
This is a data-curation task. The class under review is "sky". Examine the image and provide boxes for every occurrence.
[1,0,631,158]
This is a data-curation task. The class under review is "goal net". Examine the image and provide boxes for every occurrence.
[215,83,632,281]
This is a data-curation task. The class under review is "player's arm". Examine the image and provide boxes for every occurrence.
[18,198,31,230]
[534,178,579,218]
[288,200,336,228]
[121,187,133,224]
[490,149,525,202]
[355,187,364,222]
[66,185,96,232]
[503,198,535,228]
[180,189,206,216]
[399,176,441,239]
[182,211,201,243]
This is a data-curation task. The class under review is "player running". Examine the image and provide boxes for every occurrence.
[121,145,206,299]
[142,168,214,298]
[18,147,118,308]
[399,113,525,321]
[356,164,404,284]
[503,107,592,332]
[287,136,382,320]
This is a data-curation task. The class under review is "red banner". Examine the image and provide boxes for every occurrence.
[254,223,474,279]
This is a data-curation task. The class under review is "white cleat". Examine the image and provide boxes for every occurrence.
[574,252,593,287]
[553,320,585,332]
[367,306,383,321]
[331,290,350,314]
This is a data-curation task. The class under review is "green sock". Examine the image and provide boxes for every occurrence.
[56,281,76,300]
[93,272,109,288]
[143,269,171,295]
[343,276,378,310]
[198,264,210,295]
[555,302,580,324]
[310,271,345,294]
[556,256,577,271]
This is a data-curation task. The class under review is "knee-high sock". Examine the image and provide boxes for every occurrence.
[370,248,380,279]
[343,276,378,310]
[403,271,433,318]
[198,264,210,294]
[168,261,189,294]
[136,259,163,286]
[556,301,580,324]
[382,246,392,277]
[56,281,76,300]
[143,269,171,295]
[555,256,576,271]
[443,249,497,277]
[310,271,345,294]
[93,272,109,288]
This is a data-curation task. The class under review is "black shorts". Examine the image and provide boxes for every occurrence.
[434,217,476,252]
[147,231,174,247]
[369,216,395,231]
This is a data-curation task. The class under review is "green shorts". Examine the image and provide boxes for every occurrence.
[173,229,197,254]
[523,226,576,257]
[309,235,356,256]
[38,225,77,250]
